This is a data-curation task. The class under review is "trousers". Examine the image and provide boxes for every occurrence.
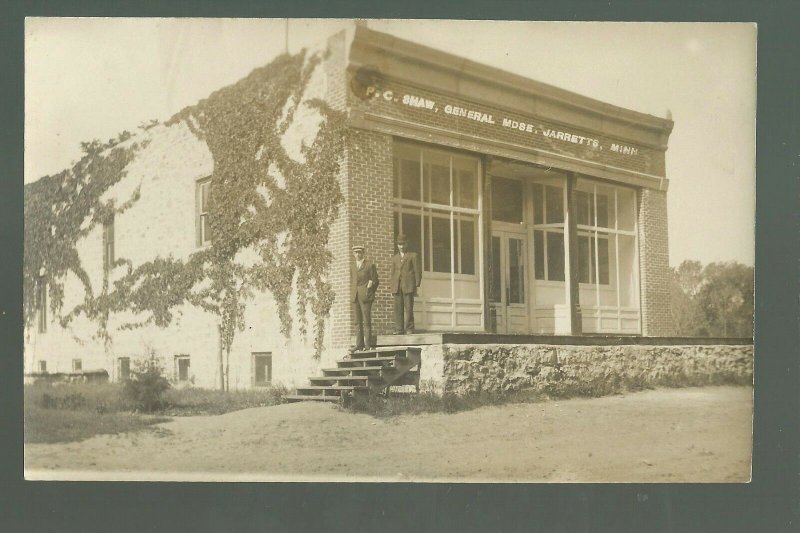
[393,291,415,333]
[353,297,373,349]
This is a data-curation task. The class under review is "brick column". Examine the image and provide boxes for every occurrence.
[346,130,395,344]
[638,188,673,336]
[324,31,395,350]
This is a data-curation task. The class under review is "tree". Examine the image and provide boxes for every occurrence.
[696,262,754,338]
[669,260,754,338]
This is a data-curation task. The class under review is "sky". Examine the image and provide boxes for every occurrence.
[24,19,756,267]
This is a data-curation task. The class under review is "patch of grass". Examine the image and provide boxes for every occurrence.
[24,381,289,443]
[25,382,134,414]
[24,405,168,444]
[160,385,289,416]
[343,388,547,417]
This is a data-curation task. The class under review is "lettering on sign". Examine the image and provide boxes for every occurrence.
[362,85,641,156]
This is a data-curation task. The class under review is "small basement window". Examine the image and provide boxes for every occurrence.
[118,357,131,381]
[252,352,272,386]
[175,355,190,382]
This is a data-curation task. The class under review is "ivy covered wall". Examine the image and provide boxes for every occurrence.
[24,42,349,387]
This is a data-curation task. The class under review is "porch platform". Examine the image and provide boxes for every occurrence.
[375,332,753,347]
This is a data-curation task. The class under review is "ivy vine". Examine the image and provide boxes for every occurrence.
[25,49,346,368]
[24,132,144,341]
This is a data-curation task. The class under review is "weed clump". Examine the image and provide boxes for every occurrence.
[123,357,171,412]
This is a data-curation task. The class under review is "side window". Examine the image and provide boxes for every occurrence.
[253,352,272,386]
[38,360,47,373]
[118,357,131,381]
[72,359,82,372]
[103,213,115,272]
[196,178,212,247]
[36,278,47,333]
[175,355,191,382]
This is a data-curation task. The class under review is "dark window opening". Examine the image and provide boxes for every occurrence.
[119,357,131,381]
[458,219,476,275]
[175,355,190,382]
[36,279,47,333]
[103,213,115,272]
[577,234,610,285]
[546,232,565,282]
[545,185,564,224]
[430,216,451,273]
[490,236,501,302]
[253,353,272,386]
[197,178,212,247]
[491,177,523,224]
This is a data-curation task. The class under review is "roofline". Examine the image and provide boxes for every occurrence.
[351,26,674,135]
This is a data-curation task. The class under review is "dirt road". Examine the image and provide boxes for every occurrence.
[25,386,752,482]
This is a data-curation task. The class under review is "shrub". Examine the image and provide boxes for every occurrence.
[123,357,171,412]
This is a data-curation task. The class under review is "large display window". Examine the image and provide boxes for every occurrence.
[575,180,640,333]
[393,141,484,330]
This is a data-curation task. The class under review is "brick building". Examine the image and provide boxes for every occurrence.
[25,25,674,389]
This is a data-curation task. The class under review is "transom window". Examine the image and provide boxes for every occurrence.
[393,143,480,276]
[491,177,523,224]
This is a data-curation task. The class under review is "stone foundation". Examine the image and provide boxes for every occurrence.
[418,343,753,396]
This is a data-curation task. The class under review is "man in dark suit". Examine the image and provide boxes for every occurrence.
[390,233,422,334]
[351,245,379,351]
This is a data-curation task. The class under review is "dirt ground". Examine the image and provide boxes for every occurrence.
[25,385,752,482]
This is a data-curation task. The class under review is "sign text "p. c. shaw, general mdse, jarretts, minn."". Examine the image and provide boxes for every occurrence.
[363,86,640,156]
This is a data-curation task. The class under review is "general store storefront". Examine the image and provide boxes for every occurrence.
[337,27,674,342]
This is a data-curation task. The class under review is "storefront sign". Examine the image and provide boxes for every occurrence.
[362,85,641,157]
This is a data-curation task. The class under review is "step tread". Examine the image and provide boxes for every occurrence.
[296,385,369,390]
[349,346,422,354]
[283,395,340,402]
[309,375,374,381]
[339,355,408,363]
[322,366,387,372]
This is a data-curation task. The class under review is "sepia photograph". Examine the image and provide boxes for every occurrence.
[23,18,756,482]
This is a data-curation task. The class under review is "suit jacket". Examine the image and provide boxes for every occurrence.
[352,259,379,302]
[390,252,421,295]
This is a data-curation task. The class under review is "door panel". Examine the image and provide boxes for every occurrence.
[490,231,529,334]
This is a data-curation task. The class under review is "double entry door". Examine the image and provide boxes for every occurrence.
[490,230,529,333]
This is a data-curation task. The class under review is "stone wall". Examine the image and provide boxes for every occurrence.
[433,343,753,396]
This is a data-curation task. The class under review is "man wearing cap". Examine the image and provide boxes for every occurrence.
[351,245,379,351]
[390,234,422,334]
